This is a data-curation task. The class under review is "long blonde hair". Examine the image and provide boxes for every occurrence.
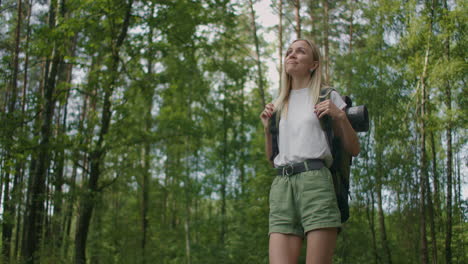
[274,39,328,119]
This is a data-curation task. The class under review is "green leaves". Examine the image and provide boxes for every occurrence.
[1,0,466,263]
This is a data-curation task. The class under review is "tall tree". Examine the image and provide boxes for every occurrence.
[442,1,453,263]
[248,0,266,107]
[2,0,24,260]
[418,32,429,264]
[22,0,65,261]
[420,1,438,263]
[139,3,157,261]
[74,1,133,263]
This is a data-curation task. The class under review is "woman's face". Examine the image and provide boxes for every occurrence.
[284,40,316,78]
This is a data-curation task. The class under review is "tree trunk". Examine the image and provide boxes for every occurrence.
[278,0,283,91]
[21,68,45,262]
[62,61,89,259]
[377,182,392,264]
[8,0,22,113]
[419,2,438,262]
[455,135,461,209]
[74,103,106,264]
[3,0,24,259]
[184,166,192,264]
[442,1,452,263]
[347,0,355,90]
[42,174,52,250]
[294,0,301,38]
[428,135,439,264]
[426,167,437,264]
[51,81,66,250]
[2,171,13,261]
[62,149,80,255]
[13,2,33,259]
[63,142,87,259]
[22,0,33,113]
[54,28,76,251]
[248,0,265,107]
[74,2,132,263]
[220,83,227,246]
[308,1,316,43]
[375,12,391,263]
[239,80,246,195]
[21,152,36,261]
[323,0,330,83]
[376,133,392,264]
[22,0,61,261]
[348,0,354,53]
[12,162,25,261]
[366,191,379,264]
[141,148,150,263]
[141,5,155,260]
[418,41,430,264]
[430,132,440,225]
[89,198,103,264]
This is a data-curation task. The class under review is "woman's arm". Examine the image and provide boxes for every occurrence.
[315,100,360,156]
[332,111,360,156]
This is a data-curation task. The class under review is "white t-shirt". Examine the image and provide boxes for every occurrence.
[273,88,347,168]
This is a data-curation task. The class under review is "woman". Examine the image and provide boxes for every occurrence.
[260,39,360,264]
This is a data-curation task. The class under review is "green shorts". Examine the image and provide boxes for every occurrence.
[268,167,341,238]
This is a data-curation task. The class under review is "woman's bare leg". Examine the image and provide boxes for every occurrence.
[269,233,303,264]
[305,228,338,264]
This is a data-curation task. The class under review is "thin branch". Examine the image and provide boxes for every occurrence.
[0,3,16,13]
[73,159,91,175]
[97,175,120,191]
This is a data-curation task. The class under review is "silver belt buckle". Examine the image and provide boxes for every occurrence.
[283,164,294,176]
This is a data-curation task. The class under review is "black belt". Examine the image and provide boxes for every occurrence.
[276,159,325,176]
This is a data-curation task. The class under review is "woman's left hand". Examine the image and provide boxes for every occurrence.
[315,99,361,156]
[314,99,345,120]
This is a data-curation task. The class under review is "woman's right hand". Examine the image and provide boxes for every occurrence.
[260,103,275,130]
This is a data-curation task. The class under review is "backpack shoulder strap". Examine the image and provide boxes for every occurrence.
[319,87,335,102]
[319,88,335,151]
[269,111,279,163]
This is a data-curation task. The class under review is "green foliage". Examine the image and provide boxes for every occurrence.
[0,0,466,263]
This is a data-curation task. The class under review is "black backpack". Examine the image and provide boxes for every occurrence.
[269,88,359,223]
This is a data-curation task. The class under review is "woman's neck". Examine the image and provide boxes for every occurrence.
[291,76,311,90]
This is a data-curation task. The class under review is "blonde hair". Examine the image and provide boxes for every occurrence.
[273,39,328,119]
